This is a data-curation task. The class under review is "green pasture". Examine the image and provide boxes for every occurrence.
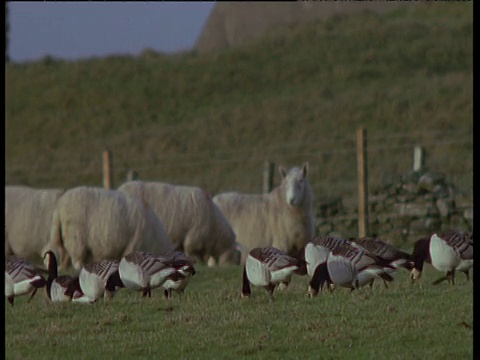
[5,264,473,359]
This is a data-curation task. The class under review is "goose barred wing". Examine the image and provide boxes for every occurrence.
[144,258,171,277]
[332,244,379,270]
[353,238,412,261]
[55,275,78,288]
[439,230,473,260]
[249,247,297,271]
[82,260,119,281]
[5,257,40,282]
[126,252,172,277]
[312,235,348,251]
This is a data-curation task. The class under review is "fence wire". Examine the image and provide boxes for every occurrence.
[5,129,473,211]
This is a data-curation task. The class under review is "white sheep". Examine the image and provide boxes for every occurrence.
[117,181,241,266]
[213,163,315,263]
[47,186,174,271]
[5,185,65,262]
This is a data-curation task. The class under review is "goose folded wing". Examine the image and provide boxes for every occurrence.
[441,231,473,260]
[6,258,42,282]
[139,257,172,277]
[84,260,120,282]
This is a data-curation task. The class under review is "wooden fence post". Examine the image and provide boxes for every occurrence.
[263,161,275,193]
[103,150,113,190]
[413,145,425,172]
[357,128,369,238]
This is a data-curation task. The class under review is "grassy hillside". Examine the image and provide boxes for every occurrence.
[5,265,473,359]
[5,3,473,210]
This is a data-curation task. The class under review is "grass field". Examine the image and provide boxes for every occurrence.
[4,4,473,358]
[5,264,473,359]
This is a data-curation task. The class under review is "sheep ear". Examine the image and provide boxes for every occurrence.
[279,166,287,179]
[301,163,309,178]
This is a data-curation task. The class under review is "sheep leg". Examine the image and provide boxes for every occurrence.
[60,254,71,271]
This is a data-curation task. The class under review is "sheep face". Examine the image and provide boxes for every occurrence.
[281,163,309,207]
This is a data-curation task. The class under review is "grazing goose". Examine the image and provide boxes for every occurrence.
[118,251,183,298]
[350,237,414,289]
[241,247,306,301]
[455,232,473,281]
[411,230,473,285]
[78,260,123,302]
[43,251,89,303]
[308,243,395,298]
[5,256,48,306]
[162,251,196,299]
[456,258,473,281]
[299,235,351,292]
[303,235,350,277]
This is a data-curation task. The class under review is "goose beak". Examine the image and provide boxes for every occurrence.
[307,285,318,299]
[410,268,421,281]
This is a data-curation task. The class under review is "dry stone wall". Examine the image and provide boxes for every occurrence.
[315,169,472,248]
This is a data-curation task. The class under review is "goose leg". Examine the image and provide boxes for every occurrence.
[142,288,152,298]
[383,279,389,289]
[265,283,275,301]
[8,295,14,307]
[27,288,38,303]
[464,270,470,281]
[432,275,448,285]
[447,270,455,285]
[277,281,289,292]
[328,282,336,294]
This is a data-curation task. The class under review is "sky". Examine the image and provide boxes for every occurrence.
[7,2,216,63]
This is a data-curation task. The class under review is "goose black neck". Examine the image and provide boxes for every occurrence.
[241,265,251,296]
[412,237,430,272]
[309,262,330,294]
[45,251,58,299]
[106,270,125,292]
[46,251,58,280]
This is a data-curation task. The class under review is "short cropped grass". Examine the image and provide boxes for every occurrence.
[5,264,473,359]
